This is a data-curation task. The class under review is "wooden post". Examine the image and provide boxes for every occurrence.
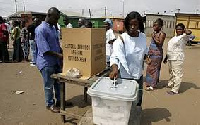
[84,87,88,102]
[60,82,65,122]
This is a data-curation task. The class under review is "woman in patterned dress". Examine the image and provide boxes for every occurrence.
[145,18,166,91]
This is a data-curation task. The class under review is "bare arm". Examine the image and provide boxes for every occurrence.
[153,32,166,45]
[109,64,118,80]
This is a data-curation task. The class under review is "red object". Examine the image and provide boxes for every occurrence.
[113,19,125,33]
[0,23,9,42]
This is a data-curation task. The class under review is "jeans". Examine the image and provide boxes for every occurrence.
[29,40,36,64]
[40,66,61,107]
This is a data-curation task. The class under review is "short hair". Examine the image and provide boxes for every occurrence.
[154,18,163,27]
[124,11,144,33]
[0,16,3,23]
[48,7,60,16]
[13,20,20,26]
[175,23,185,29]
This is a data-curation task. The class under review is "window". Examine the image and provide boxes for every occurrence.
[188,21,197,29]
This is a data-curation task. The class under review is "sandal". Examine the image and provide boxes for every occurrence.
[167,91,178,95]
[145,86,154,91]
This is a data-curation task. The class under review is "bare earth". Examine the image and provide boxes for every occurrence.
[0,37,200,125]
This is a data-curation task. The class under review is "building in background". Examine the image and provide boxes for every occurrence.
[175,13,200,42]
[8,11,46,27]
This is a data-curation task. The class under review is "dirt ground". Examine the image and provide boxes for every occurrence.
[0,37,200,125]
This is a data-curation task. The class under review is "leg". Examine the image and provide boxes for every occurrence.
[54,80,60,104]
[171,61,183,94]
[32,41,36,64]
[4,42,9,61]
[29,40,36,64]
[40,66,55,107]
[21,42,26,60]
[84,87,88,102]
[1,42,6,62]
[168,61,174,87]
[137,76,143,106]
[0,42,3,61]
[12,41,17,61]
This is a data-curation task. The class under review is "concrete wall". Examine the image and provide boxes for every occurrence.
[145,14,175,38]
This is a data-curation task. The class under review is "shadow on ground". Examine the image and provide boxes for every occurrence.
[140,108,171,125]
[155,80,200,94]
[66,95,91,108]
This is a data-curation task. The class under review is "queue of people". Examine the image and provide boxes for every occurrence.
[0,16,41,64]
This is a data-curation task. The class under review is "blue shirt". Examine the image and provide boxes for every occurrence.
[35,21,61,70]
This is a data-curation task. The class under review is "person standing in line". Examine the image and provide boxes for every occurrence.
[78,18,86,28]
[64,16,73,28]
[28,18,41,66]
[163,23,190,95]
[109,11,148,110]
[20,21,29,61]
[0,16,9,62]
[12,21,22,62]
[145,18,166,91]
[104,18,116,67]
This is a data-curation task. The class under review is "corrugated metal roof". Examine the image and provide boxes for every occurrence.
[8,11,46,18]
[61,10,82,17]
[175,13,200,17]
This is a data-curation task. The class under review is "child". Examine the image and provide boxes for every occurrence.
[163,23,190,95]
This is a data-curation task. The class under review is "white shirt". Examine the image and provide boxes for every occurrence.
[66,23,73,28]
[110,32,148,80]
[167,34,189,61]
[56,23,61,40]
[106,29,116,57]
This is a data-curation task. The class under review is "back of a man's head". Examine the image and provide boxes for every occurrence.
[0,16,3,24]
[48,7,60,17]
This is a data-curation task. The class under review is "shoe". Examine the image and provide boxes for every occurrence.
[167,91,178,95]
[30,64,36,67]
[46,105,60,113]
[145,86,154,91]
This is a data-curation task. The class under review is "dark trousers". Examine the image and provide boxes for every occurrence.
[13,39,23,62]
[135,76,143,106]
[119,74,143,106]
[0,41,9,62]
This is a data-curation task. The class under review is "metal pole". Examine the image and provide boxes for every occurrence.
[122,0,124,18]
[23,0,25,12]
[89,9,91,18]
[15,0,17,13]
[105,7,107,17]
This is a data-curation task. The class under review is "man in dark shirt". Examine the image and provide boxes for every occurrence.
[27,18,41,66]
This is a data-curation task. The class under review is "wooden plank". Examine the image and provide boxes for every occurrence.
[51,67,110,87]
